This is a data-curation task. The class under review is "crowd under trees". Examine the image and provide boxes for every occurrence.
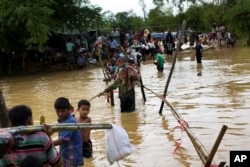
[0,0,249,75]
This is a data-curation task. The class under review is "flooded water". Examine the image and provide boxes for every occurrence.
[1,47,250,167]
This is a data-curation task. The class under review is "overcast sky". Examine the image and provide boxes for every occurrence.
[90,0,155,17]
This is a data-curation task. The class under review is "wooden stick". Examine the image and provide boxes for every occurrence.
[205,125,228,167]
[99,54,111,104]
[4,123,113,134]
[139,74,146,102]
[105,46,115,106]
[110,90,114,106]
[89,94,100,101]
[159,20,186,114]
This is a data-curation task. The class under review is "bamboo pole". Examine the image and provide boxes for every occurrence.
[105,46,115,106]
[143,86,209,163]
[159,20,186,114]
[0,90,10,128]
[205,125,228,167]
[4,123,112,134]
[110,90,114,106]
[139,73,146,102]
[144,86,228,165]
[89,94,100,101]
[100,49,112,104]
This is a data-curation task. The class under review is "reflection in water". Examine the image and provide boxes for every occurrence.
[157,72,165,78]
[1,47,250,166]
[197,63,203,76]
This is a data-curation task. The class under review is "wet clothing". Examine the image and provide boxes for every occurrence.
[0,131,60,167]
[165,32,174,55]
[155,53,165,72]
[195,43,203,63]
[82,140,93,158]
[104,78,136,112]
[119,94,135,112]
[58,115,83,167]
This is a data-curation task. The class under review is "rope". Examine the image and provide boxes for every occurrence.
[143,85,210,164]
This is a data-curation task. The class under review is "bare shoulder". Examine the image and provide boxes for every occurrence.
[85,116,91,123]
[77,116,91,123]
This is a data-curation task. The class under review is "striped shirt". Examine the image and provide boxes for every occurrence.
[0,131,60,167]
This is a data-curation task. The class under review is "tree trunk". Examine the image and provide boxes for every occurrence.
[0,90,10,128]
[247,36,250,46]
[21,49,27,71]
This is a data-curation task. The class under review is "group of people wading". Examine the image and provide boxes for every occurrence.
[94,27,180,112]
[1,97,93,167]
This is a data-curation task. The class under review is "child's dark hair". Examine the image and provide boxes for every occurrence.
[54,97,70,109]
[8,105,32,126]
[78,99,91,109]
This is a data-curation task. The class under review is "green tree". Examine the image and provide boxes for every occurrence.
[223,0,250,45]
[146,6,176,32]
[127,15,145,33]
[183,3,222,32]
[0,0,54,51]
[115,12,130,32]
[51,0,103,32]
[0,0,54,71]
[0,0,104,72]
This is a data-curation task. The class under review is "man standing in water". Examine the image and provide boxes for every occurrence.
[165,31,174,55]
[195,40,203,64]
[99,67,138,112]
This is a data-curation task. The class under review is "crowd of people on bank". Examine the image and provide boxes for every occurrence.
[43,27,176,71]
[43,23,235,69]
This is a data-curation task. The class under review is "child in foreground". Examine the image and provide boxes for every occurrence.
[77,99,93,158]
[53,97,83,167]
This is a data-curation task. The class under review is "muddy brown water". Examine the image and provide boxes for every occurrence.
[1,47,250,167]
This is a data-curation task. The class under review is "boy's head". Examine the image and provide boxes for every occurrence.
[8,105,33,126]
[116,57,126,67]
[77,99,91,118]
[54,97,71,121]
[54,97,70,109]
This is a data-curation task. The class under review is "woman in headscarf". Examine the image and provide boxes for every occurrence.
[165,31,174,55]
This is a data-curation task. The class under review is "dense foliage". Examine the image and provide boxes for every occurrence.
[0,0,249,75]
[0,0,249,52]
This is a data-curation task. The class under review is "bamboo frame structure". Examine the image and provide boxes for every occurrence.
[4,123,112,134]
[143,85,227,166]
